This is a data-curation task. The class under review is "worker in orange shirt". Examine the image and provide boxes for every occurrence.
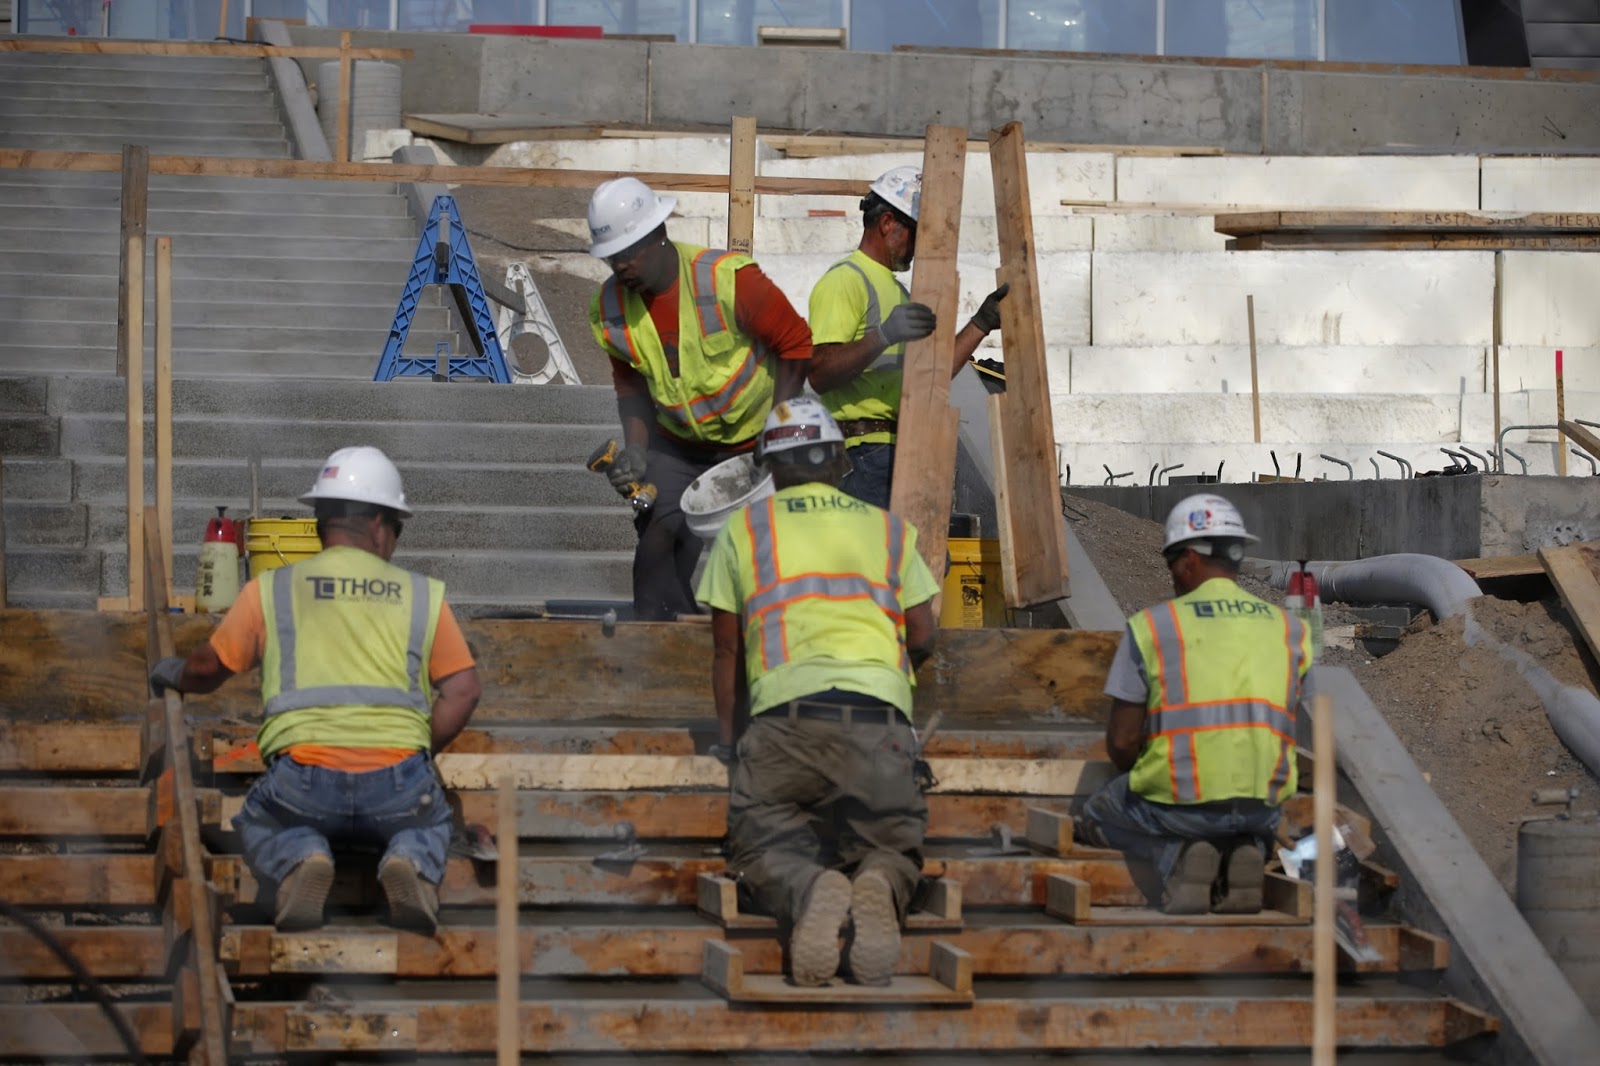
[587,176,813,620]
[148,446,482,935]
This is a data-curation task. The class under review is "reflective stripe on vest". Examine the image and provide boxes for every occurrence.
[691,249,733,339]
[263,566,432,718]
[833,258,905,373]
[743,499,906,672]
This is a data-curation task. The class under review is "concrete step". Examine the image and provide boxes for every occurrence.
[0,115,287,138]
[3,322,456,353]
[0,347,417,377]
[0,413,60,457]
[0,457,74,502]
[0,133,289,156]
[48,374,620,424]
[0,588,98,611]
[0,228,415,257]
[6,501,88,548]
[0,298,449,330]
[0,376,49,414]
[0,253,412,283]
[0,206,416,237]
[0,53,268,74]
[6,274,413,305]
[0,184,408,217]
[0,97,281,121]
[0,170,400,196]
[0,67,268,89]
[4,546,99,597]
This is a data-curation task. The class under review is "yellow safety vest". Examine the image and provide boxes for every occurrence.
[588,242,775,445]
[811,251,910,443]
[1127,577,1312,806]
[720,484,927,718]
[256,545,444,760]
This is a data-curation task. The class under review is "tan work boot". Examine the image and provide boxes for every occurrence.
[789,870,851,986]
[847,869,901,986]
[1161,841,1221,915]
[379,857,440,935]
[275,854,335,932]
[1212,841,1266,914]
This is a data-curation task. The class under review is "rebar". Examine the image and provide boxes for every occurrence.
[1504,447,1529,475]
[1376,450,1413,478]
[1320,453,1354,480]
[1158,463,1184,485]
[1496,424,1559,473]
[1573,448,1598,476]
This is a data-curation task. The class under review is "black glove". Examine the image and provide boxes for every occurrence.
[877,302,937,347]
[709,743,736,769]
[606,445,649,493]
[149,655,186,697]
[969,282,1010,334]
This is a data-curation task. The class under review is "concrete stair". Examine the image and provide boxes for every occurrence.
[2,375,636,612]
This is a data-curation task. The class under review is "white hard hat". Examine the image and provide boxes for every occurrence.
[587,176,677,259]
[758,397,845,464]
[299,446,412,518]
[866,165,922,223]
[1162,493,1258,554]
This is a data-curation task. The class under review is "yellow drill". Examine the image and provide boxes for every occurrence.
[586,439,657,514]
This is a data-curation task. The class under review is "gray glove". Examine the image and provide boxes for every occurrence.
[876,301,937,347]
[606,445,649,492]
[708,743,736,769]
[149,655,186,697]
[969,282,1010,334]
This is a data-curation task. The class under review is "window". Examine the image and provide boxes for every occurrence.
[1166,0,1317,59]
[1006,0,1158,55]
[1327,0,1464,63]
[699,0,842,46]
[548,0,688,40]
[850,0,999,54]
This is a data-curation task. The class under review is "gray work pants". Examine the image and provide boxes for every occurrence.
[631,435,747,621]
[726,710,927,926]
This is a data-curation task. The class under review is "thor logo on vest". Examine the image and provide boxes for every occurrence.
[782,495,868,514]
[306,576,405,602]
[1190,599,1274,618]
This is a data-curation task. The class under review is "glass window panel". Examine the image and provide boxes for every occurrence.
[698,0,842,46]
[1327,0,1463,64]
[1166,0,1316,59]
[547,0,687,39]
[850,0,999,54]
[1007,0,1158,55]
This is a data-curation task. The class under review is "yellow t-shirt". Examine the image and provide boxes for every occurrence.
[807,250,910,443]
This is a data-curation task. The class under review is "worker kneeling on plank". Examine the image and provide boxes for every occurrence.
[149,447,482,935]
[806,165,1010,508]
[1076,494,1312,915]
[696,398,940,986]
[587,176,813,620]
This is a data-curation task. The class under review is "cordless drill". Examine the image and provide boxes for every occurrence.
[586,439,657,514]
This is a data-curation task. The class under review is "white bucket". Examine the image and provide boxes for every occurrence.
[682,453,774,541]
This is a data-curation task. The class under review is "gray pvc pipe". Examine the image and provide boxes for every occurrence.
[1255,554,1483,620]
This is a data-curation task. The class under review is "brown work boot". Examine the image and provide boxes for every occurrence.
[1161,841,1221,915]
[789,870,851,986]
[379,857,440,935]
[1212,841,1266,914]
[275,854,335,932]
[847,869,902,986]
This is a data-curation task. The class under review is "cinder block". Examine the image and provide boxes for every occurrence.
[1115,155,1480,211]
[1482,158,1600,213]
[1500,252,1600,347]
[1066,345,1485,395]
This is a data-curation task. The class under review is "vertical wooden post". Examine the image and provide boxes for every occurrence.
[1312,690,1336,1066]
[217,0,230,40]
[986,121,1070,607]
[336,31,353,164]
[1557,349,1567,476]
[496,774,519,1066]
[727,116,756,255]
[0,456,7,609]
[888,125,966,582]
[1247,294,1261,445]
[117,144,149,379]
[1492,252,1502,470]
[155,237,175,601]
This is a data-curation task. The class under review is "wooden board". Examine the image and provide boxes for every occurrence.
[0,854,156,906]
[768,134,1224,159]
[0,721,142,772]
[1227,232,1600,251]
[0,148,869,197]
[1539,543,1600,666]
[988,121,1071,608]
[0,37,410,58]
[702,939,974,1004]
[0,785,152,837]
[404,114,606,145]
[1218,209,1600,234]
[697,873,961,932]
[1453,554,1542,580]
[0,1005,175,1058]
[889,124,967,580]
[1561,420,1600,463]
[1023,806,1074,855]
[726,116,756,254]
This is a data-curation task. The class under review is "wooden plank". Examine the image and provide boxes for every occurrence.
[0,37,409,58]
[1561,419,1600,464]
[0,148,870,197]
[1073,905,1309,927]
[702,940,973,1004]
[0,854,156,906]
[987,121,1069,608]
[335,32,352,164]
[224,996,1499,1054]
[1493,250,1503,465]
[889,124,966,580]
[696,873,961,931]
[1023,805,1074,855]
[496,775,518,1066]
[768,133,1225,158]
[287,1009,416,1053]
[0,721,142,772]
[0,785,151,836]
[726,116,756,254]
[1313,690,1337,1066]
[0,1005,175,1057]
[1044,873,1091,923]
[1247,293,1261,443]
[0,926,167,979]
[0,612,1116,722]
[1217,209,1600,234]
[1453,554,1542,580]
[154,235,174,599]
[1539,543,1600,665]
[1227,231,1600,251]
[403,114,605,145]
[0,458,6,607]
[1265,871,1314,919]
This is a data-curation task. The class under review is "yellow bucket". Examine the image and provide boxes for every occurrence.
[940,537,1006,628]
[245,517,322,579]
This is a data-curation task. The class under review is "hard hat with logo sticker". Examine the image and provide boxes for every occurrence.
[587,176,677,259]
[757,397,845,463]
[299,446,412,518]
[1162,493,1257,554]
[864,165,922,223]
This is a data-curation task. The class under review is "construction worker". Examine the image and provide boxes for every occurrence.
[1076,494,1312,914]
[807,165,1011,508]
[147,446,482,935]
[696,397,940,987]
[587,176,814,620]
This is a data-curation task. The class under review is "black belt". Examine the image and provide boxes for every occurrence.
[837,418,896,439]
[769,700,897,726]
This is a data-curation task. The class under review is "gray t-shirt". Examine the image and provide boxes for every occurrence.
[1103,624,1150,705]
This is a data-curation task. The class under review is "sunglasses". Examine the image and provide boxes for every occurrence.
[605,238,669,269]
[384,516,404,540]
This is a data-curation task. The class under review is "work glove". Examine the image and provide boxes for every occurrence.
[708,742,736,769]
[969,282,1011,334]
[149,655,186,698]
[606,445,650,493]
[876,301,937,347]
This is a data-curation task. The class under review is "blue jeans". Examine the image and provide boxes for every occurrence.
[838,442,895,510]
[1078,773,1280,885]
[233,751,451,887]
